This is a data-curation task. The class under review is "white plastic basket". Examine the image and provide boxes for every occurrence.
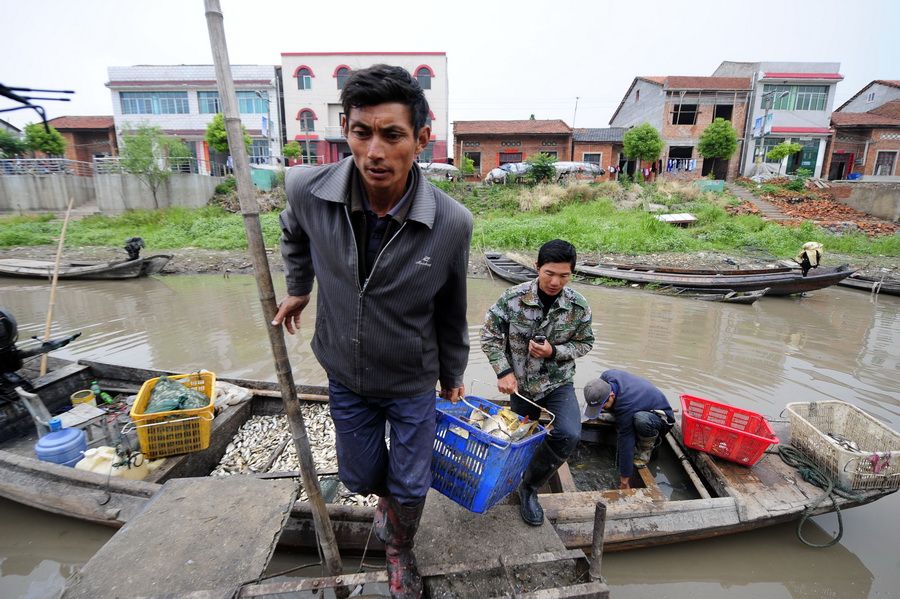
[785,401,900,492]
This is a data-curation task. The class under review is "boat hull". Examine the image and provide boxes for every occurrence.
[0,255,172,280]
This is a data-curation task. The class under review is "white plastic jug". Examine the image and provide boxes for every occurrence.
[74,446,162,481]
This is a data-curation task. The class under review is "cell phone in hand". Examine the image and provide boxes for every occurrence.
[533,335,546,343]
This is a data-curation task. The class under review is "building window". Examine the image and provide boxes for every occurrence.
[335,66,350,90]
[415,66,432,90]
[635,90,640,102]
[583,152,602,165]
[499,152,522,165]
[542,151,558,159]
[874,151,897,176]
[237,91,268,114]
[250,139,270,164]
[464,151,481,172]
[298,109,315,132]
[713,104,733,121]
[121,92,189,115]
[418,141,435,162]
[763,84,828,111]
[672,103,698,125]
[296,67,312,90]
[198,91,221,114]
[758,137,787,163]
[668,146,693,159]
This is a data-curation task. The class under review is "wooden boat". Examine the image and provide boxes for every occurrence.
[576,262,855,296]
[484,252,537,284]
[656,286,769,305]
[1,359,895,556]
[837,272,900,296]
[0,255,173,280]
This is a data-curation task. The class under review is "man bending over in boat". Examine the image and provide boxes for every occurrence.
[273,64,473,599]
[481,239,594,526]
[583,370,675,489]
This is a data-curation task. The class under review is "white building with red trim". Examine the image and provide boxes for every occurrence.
[280,52,448,164]
[107,65,282,172]
[713,62,843,177]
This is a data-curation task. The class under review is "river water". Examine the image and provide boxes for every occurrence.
[1,274,897,598]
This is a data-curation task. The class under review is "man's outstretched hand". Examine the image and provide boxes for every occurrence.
[271,294,311,335]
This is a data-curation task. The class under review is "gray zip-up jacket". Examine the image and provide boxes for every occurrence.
[279,158,473,397]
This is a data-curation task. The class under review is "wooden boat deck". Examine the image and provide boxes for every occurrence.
[63,476,299,599]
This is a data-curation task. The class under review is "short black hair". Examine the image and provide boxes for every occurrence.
[537,239,577,271]
[340,64,430,133]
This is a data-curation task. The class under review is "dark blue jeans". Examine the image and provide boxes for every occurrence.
[633,411,669,439]
[510,383,581,459]
[327,379,437,506]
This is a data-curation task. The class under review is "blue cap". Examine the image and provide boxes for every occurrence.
[48,417,62,432]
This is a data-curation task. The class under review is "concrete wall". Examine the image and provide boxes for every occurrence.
[840,82,900,113]
[610,79,665,129]
[830,181,900,222]
[95,173,221,212]
[0,175,94,212]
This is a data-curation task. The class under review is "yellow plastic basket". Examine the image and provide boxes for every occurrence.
[129,372,216,459]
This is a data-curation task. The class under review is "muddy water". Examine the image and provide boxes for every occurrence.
[1,275,898,598]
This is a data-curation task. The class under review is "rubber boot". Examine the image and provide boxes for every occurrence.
[374,496,425,599]
[518,443,566,526]
[633,435,657,469]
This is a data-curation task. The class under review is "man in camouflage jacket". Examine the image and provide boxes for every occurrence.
[481,239,594,526]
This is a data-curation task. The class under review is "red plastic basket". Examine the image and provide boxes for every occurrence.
[680,394,778,466]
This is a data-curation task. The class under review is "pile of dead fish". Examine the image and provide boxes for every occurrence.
[209,403,377,507]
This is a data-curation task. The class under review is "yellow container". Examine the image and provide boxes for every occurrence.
[129,372,216,459]
[70,389,97,408]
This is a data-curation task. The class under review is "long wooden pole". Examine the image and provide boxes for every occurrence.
[39,196,75,376]
[202,3,348,597]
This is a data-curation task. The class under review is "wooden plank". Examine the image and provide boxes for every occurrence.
[553,462,578,493]
[63,477,298,599]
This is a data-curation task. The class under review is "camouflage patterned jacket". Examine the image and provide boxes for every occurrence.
[481,280,594,400]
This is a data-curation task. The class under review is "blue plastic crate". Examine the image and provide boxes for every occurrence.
[431,396,547,513]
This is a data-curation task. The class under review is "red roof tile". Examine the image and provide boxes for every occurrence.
[454,120,572,135]
[662,76,752,90]
[832,101,900,127]
[46,116,114,130]
[870,99,900,120]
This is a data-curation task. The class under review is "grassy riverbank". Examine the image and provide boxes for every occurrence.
[1,182,897,260]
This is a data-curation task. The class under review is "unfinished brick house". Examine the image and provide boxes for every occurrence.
[572,128,625,179]
[452,120,572,178]
[823,80,900,180]
[45,116,118,163]
[609,76,751,180]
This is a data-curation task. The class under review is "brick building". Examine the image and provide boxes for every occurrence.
[452,120,572,177]
[609,75,751,180]
[822,80,900,179]
[572,128,625,177]
[107,65,282,173]
[45,116,117,163]
[279,52,448,164]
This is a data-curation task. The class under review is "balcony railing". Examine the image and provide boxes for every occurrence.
[0,158,95,177]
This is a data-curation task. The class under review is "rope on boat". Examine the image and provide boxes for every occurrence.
[777,445,865,548]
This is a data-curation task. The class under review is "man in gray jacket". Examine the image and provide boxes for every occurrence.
[273,64,472,599]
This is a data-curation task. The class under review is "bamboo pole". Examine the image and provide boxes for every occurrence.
[39,196,75,376]
[202,3,348,597]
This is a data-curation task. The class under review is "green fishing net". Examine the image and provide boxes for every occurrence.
[144,375,210,413]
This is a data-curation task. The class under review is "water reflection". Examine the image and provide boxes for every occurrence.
[1,275,898,598]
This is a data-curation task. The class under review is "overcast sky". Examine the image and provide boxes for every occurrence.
[3,0,898,136]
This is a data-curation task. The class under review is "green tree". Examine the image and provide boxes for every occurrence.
[0,130,27,158]
[120,126,190,208]
[458,154,475,176]
[23,123,66,157]
[698,118,738,179]
[527,152,558,184]
[766,141,802,163]
[282,141,302,160]
[622,123,663,179]
[205,113,251,155]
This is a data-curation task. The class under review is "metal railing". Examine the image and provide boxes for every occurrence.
[0,158,96,177]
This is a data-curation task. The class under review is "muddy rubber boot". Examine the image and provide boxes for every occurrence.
[633,435,657,469]
[518,443,566,526]
[374,496,425,599]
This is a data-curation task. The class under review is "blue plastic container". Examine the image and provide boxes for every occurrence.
[431,396,547,513]
[847,173,862,181]
[35,427,87,467]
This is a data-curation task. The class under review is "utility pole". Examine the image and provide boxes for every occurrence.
[203,3,349,598]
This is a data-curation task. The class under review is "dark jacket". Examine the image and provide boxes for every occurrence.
[602,369,674,478]
[279,158,473,397]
